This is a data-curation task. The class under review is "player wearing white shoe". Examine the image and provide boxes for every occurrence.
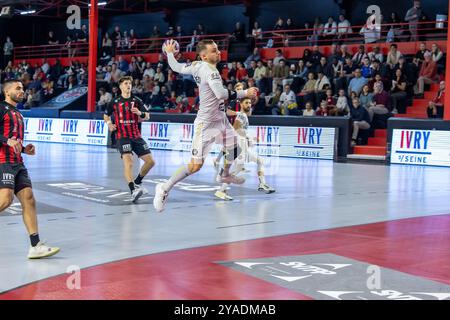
[215,97,275,200]
[153,39,258,213]
[0,79,59,259]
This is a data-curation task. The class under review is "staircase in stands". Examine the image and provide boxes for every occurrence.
[349,83,441,160]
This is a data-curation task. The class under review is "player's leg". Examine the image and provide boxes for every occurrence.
[217,120,245,185]
[153,121,214,213]
[0,164,15,212]
[14,166,59,259]
[133,138,155,193]
[0,188,14,212]
[250,152,275,194]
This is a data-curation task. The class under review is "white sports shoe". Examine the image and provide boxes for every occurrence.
[131,185,144,203]
[153,183,168,213]
[136,184,149,195]
[28,241,60,259]
[215,190,234,201]
[258,183,276,194]
[219,174,245,185]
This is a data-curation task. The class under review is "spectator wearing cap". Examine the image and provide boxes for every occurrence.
[427,81,445,118]
[414,51,438,96]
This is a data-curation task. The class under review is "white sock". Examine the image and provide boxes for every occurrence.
[258,174,266,185]
[163,166,190,192]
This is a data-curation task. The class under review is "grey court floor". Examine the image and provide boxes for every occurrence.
[0,142,449,293]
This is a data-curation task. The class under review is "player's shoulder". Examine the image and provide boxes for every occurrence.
[132,96,144,103]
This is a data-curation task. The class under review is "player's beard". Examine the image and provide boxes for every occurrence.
[10,93,24,103]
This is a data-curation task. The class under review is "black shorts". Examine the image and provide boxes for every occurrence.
[117,138,151,158]
[0,163,32,194]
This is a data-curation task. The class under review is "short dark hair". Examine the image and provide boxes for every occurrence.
[2,79,23,95]
[239,97,252,105]
[196,39,215,55]
[119,76,133,85]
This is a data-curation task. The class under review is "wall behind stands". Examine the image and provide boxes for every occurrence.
[350,0,449,25]
[102,12,167,40]
[173,4,247,35]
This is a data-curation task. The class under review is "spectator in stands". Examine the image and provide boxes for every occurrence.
[111,85,120,99]
[350,97,371,147]
[337,14,352,41]
[314,71,330,106]
[77,24,88,43]
[282,18,296,46]
[97,87,112,111]
[186,30,199,52]
[113,26,122,48]
[334,89,350,115]
[404,0,422,41]
[273,49,285,66]
[143,62,155,79]
[352,45,368,66]
[253,60,267,92]
[431,43,444,72]
[154,67,165,85]
[361,57,374,79]
[49,59,63,82]
[386,44,402,70]
[310,45,323,68]
[303,101,315,116]
[41,59,50,76]
[3,36,13,68]
[359,84,374,109]
[102,32,113,57]
[413,42,428,66]
[229,22,246,43]
[155,53,168,72]
[147,26,161,52]
[236,62,248,81]
[338,44,351,63]
[277,84,297,115]
[247,60,257,79]
[67,75,77,90]
[316,56,333,79]
[385,13,401,43]
[300,72,316,102]
[271,17,285,46]
[249,21,263,48]
[129,29,137,49]
[117,56,129,73]
[272,59,289,92]
[48,31,59,45]
[390,68,408,114]
[323,16,337,44]
[302,48,313,68]
[414,51,438,97]
[110,63,122,83]
[244,48,261,69]
[327,44,340,64]
[348,69,368,97]
[24,88,41,109]
[311,17,323,46]
[368,46,384,64]
[166,26,175,37]
[369,82,391,121]
[427,80,445,118]
[264,87,282,114]
[132,78,144,98]
[315,100,330,116]
[65,35,76,58]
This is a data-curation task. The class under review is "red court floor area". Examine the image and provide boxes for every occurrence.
[1,214,449,300]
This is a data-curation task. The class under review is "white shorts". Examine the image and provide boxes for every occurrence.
[236,137,259,164]
[191,115,237,162]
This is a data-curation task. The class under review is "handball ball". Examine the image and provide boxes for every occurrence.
[162,39,180,56]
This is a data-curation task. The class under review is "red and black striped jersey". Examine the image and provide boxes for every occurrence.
[0,101,25,164]
[105,95,147,140]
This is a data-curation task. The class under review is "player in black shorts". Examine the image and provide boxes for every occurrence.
[103,76,155,203]
[0,80,60,259]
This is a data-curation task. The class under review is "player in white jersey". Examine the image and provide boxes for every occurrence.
[153,39,258,213]
[214,97,275,201]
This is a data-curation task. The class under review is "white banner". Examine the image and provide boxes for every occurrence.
[141,122,336,160]
[24,118,108,146]
[391,129,450,167]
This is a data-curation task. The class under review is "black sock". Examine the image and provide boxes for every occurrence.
[30,233,40,247]
[128,182,135,193]
[134,174,144,185]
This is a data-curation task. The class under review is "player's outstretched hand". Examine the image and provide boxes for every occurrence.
[246,87,259,99]
[164,39,177,54]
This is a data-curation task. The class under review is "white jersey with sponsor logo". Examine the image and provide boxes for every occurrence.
[167,52,246,122]
[235,111,249,135]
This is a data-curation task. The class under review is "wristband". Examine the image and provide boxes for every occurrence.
[140,112,146,119]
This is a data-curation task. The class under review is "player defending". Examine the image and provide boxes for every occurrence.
[104,76,155,203]
[0,80,60,258]
[215,97,275,200]
[153,39,258,213]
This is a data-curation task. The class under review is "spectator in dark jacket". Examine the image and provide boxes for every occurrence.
[350,97,371,146]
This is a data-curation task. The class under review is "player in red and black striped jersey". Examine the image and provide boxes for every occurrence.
[104,76,155,203]
[0,79,59,259]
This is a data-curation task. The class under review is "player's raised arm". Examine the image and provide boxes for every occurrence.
[164,39,194,75]
[207,70,259,101]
